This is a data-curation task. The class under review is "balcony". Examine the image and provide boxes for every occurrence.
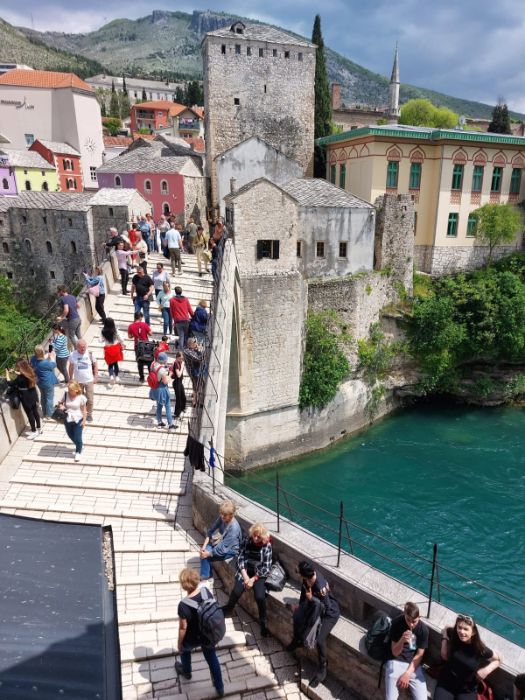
[178,118,200,131]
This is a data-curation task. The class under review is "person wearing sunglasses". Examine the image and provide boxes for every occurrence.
[434,614,500,700]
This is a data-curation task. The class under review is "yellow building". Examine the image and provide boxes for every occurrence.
[2,149,58,193]
[318,125,525,275]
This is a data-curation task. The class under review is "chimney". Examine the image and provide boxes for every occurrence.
[331,83,341,111]
[230,177,237,194]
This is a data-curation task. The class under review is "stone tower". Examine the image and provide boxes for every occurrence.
[202,21,316,211]
[388,43,400,120]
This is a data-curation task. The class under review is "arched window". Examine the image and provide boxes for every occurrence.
[24,238,32,252]
[160,180,169,194]
[163,202,170,215]
[46,241,53,254]
[2,242,9,253]
[66,178,74,190]
[42,181,49,191]
[25,180,31,191]
[2,178,8,190]
[73,179,77,190]
[114,175,122,188]
[144,179,152,193]
[70,241,77,254]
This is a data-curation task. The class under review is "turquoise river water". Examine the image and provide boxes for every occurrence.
[226,404,525,646]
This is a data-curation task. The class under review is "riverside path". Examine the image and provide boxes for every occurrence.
[0,251,307,700]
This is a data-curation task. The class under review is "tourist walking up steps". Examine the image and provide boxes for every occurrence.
[385,602,428,700]
[222,522,272,637]
[286,560,340,688]
[148,352,176,430]
[434,614,500,700]
[131,265,154,327]
[51,323,70,382]
[194,225,209,276]
[157,281,175,337]
[100,318,125,385]
[200,500,242,582]
[152,262,170,301]
[59,380,87,462]
[170,286,193,350]
[83,266,107,323]
[115,241,133,295]
[68,339,97,423]
[176,568,225,697]
[56,285,81,349]
[127,310,153,383]
[30,345,59,419]
[6,360,41,439]
[165,222,182,274]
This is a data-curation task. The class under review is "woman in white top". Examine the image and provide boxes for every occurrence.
[134,232,148,272]
[58,380,87,462]
[157,281,175,336]
[114,241,133,295]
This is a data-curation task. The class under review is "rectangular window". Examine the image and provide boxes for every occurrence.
[272,49,277,57]
[339,242,347,258]
[316,241,325,257]
[264,85,267,94]
[284,51,290,58]
[409,162,421,189]
[386,161,399,188]
[472,165,484,192]
[510,168,522,195]
[298,52,303,61]
[108,207,114,217]
[339,163,346,189]
[256,239,280,259]
[330,164,336,184]
[50,270,55,279]
[467,214,477,237]
[90,166,97,182]
[42,216,47,224]
[235,44,241,54]
[451,164,464,191]
[491,166,502,192]
[447,213,458,237]
[259,48,264,57]
[414,212,418,235]
[25,133,34,146]
[247,46,252,56]
[296,241,302,258]
[221,44,226,54]
[234,97,240,106]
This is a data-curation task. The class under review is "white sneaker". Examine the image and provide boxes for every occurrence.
[74,452,81,462]
[115,376,121,384]
[26,431,38,440]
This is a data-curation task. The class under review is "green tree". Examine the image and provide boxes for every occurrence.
[109,79,120,118]
[186,80,203,106]
[119,90,131,120]
[488,103,511,134]
[472,203,522,264]
[104,117,122,136]
[399,98,458,128]
[175,86,185,104]
[100,101,107,117]
[312,15,332,178]
[142,88,147,101]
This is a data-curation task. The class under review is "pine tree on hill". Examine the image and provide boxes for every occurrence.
[312,14,332,178]
[122,76,127,93]
[109,80,120,118]
[142,88,147,101]
[488,102,512,134]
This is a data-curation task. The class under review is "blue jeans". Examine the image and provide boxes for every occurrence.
[65,419,83,453]
[161,307,173,335]
[199,545,237,579]
[175,321,189,349]
[156,385,173,425]
[134,296,151,326]
[39,384,55,417]
[181,644,223,694]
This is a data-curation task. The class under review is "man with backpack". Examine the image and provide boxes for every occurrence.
[176,568,225,697]
[127,310,153,383]
[286,560,340,688]
[384,601,428,700]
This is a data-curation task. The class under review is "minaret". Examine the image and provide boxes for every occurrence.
[388,43,400,120]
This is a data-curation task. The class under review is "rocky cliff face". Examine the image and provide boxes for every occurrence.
[190,11,235,38]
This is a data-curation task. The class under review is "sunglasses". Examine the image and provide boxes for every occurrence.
[457,614,474,625]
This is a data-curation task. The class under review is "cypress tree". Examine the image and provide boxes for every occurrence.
[142,88,147,101]
[488,103,512,134]
[312,15,332,177]
[109,80,120,118]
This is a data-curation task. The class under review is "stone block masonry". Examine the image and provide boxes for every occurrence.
[374,193,414,293]
[422,243,519,276]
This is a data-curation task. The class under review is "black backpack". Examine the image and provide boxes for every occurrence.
[365,614,392,662]
[136,340,156,362]
[183,587,226,647]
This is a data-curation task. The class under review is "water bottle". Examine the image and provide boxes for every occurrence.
[408,633,417,651]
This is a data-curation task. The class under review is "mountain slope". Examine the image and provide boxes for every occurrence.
[6,10,522,120]
[0,18,106,79]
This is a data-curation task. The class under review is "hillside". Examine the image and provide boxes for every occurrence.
[5,10,523,120]
[0,18,106,79]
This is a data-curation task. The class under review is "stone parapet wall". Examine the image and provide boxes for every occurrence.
[429,244,519,276]
[414,244,434,273]
[374,193,415,292]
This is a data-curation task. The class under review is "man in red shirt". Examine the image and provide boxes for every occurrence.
[169,286,193,350]
[127,310,153,382]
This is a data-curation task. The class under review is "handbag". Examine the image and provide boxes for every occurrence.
[265,561,287,592]
[88,284,100,297]
[477,680,494,700]
[52,392,68,423]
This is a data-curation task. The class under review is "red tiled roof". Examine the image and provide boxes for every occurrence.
[182,136,205,153]
[0,69,93,92]
[131,100,187,117]
[104,136,133,147]
[131,132,156,140]
[192,106,204,119]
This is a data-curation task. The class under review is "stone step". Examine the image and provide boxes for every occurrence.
[114,550,189,582]
[40,415,190,435]
[28,433,187,454]
[20,456,185,473]
[120,630,247,664]
[114,541,190,553]
[9,474,184,497]
[0,500,177,523]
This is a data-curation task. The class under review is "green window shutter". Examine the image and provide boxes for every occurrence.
[472,165,484,192]
[466,215,477,237]
[447,213,458,237]
[491,167,502,192]
[451,164,464,190]
[510,168,522,195]
[339,164,346,189]
[386,161,399,188]
[330,164,336,184]
[409,163,421,189]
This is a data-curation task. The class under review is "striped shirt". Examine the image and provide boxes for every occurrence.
[52,334,69,358]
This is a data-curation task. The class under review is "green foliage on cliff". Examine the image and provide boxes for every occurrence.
[357,323,397,383]
[409,255,525,391]
[299,312,350,410]
[0,278,42,369]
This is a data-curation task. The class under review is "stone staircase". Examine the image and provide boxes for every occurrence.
[0,251,308,700]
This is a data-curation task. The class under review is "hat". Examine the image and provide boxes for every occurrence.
[298,560,315,577]
[157,352,168,362]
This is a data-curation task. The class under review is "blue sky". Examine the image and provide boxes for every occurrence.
[3,0,525,112]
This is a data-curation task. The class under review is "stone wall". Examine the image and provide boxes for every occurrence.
[203,32,315,206]
[374,193,415,293]
[182,175,208,226]
[428,243,520,276]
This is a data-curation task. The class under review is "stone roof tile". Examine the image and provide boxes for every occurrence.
[0,149,54,170]
[0,191,94,213]
[205,23,314,48]
[37,140,80,157]
[281,178,375,208]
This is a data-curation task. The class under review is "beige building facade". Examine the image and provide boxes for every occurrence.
[318,125,525,275]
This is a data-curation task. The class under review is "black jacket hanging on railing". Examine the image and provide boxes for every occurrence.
[184,435,205,471]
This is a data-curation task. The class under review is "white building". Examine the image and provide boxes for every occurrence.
[0,69,104,190]
[86,75,184,105]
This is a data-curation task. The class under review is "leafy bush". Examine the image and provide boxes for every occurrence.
[0,277,43,369]
[357,323,397,383]
[299,312,350,409]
